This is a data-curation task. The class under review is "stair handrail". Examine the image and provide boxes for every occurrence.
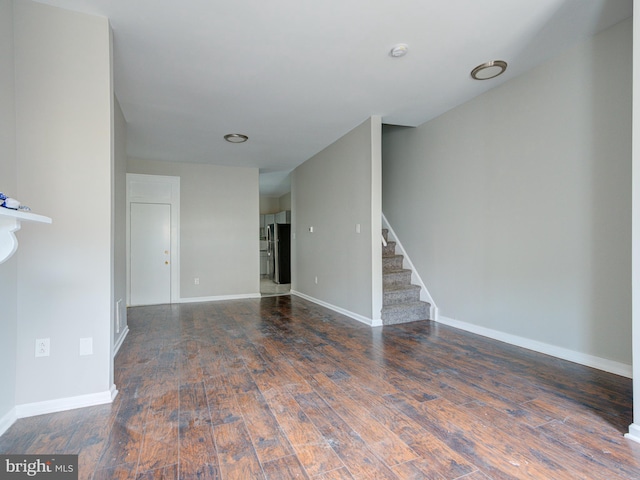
[381,233,387,247]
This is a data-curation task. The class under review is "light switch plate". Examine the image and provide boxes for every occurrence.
[79,337,93,356]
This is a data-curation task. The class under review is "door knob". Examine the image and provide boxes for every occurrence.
[165,261,169,265]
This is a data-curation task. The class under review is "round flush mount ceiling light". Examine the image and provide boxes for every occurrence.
[224,133,249,143]
[470,60,508,80]
[389,44,409,58]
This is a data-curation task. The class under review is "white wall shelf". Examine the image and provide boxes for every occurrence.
[0,208,52,264]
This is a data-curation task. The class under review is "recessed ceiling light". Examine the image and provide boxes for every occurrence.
[471,60,508,80]
[224,133,249,143]
[389,44,409,58]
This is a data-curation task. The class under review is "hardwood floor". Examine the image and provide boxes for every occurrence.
[2,295,640,479]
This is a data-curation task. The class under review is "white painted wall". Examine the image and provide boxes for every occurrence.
[292,117,382,323]
[0,0,18,429]
[383,19,632,367]
[127,158,260,299]
[113,97,128,350]
[13,1,114,405]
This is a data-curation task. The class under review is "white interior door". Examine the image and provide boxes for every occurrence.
[130,202,171,305]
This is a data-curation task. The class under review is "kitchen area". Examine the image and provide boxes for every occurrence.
[259,208,291,296]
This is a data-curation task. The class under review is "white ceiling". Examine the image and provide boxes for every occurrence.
[35,0,632,196]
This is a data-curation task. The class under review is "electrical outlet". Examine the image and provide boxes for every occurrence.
[35,338,50,357]
[194,277,199,285]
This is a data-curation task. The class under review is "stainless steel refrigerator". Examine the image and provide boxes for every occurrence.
[267,223,291,284]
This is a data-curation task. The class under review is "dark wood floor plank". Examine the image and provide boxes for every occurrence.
[21,408,94,455]
[454,471,494,480]
[92,462,137,480]
[136,463,178,480]
[96,392,149,469]
[218,456,265,480]
[178,461,221,480]
[346,342,476,406]
[307,373,419,467]
[262,454,309,479]
[459,401,637,480]
[384,348,548,425]
[390,394,577,479]
[1,296,638,480]
[311,466,355,479]
[204,376,243,427]
[291,443,346,478]
[338,378,477,479]
[263,388,324,446]
[535,419,640,479]
[0,415,46,453]
[64,403,122,480]
[213,419,262,469]
[390,457,464,480]
[290,387,400,480]
[521,393,632,434]
[411,322,633,425]
[263,387,345,476]
[179,381,211,430]
[136,390,179,473]
[235,389,294,463]
[179,424,218,469]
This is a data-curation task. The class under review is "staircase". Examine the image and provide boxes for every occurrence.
[382,229,430,325]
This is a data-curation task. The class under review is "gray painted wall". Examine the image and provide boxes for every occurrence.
[113,98,128,348]
[292,117,382,321]
[629,3,640,439]
[0,0,18,425]
[260,196,280,214]
[260,193,291,215]
[127,159,260,299]
[383,19,632,364]
[279,192,291,211]
[14,0,114,404]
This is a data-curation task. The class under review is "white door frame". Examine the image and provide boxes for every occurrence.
[126,173,180,305]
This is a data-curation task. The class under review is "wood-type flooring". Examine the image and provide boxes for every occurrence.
[1,295,640,479]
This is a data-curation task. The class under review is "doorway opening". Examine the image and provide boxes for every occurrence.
[126,173,180,306]
[259,211,291,296]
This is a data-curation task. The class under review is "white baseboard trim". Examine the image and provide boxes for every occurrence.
[113,325,129,357]
[110,383,118,401]
[15,389,115,419]
[382,213,439,321]
[625,423,640,444]
[178,293,261,303]
[0,407,17,437]
[437,315,632,378]
[291,290,382,327]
